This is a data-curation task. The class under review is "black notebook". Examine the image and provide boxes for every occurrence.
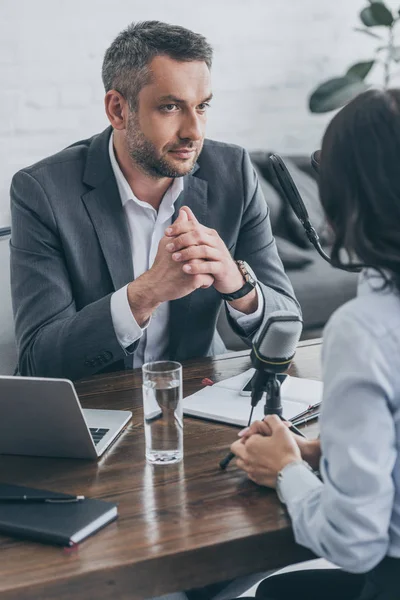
[0,483,118,546]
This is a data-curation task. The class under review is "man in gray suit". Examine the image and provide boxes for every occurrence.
[10,21,300,381]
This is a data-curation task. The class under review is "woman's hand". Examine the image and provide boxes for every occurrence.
[238,419,321,471]
[230,415,301,488]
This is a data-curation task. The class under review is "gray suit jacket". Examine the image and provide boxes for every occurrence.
[10,127,300,380]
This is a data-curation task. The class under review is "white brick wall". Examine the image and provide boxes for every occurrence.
[2,0,399,224]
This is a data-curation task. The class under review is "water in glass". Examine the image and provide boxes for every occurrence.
[143,377,183,464]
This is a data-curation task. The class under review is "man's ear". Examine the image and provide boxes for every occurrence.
[104,90,128,130]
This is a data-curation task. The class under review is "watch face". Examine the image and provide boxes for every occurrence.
[239,261,257,285]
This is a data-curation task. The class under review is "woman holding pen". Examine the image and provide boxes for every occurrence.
[230,88,400,600]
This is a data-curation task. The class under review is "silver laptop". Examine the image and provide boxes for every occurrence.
[0,376,132,459]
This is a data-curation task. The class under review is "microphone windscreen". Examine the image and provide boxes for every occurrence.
[311,150,320,173]
[253,310,303,372]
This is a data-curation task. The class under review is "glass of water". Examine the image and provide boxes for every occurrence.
[142,361,183,465]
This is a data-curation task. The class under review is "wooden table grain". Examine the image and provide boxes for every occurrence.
[0,340,321,600]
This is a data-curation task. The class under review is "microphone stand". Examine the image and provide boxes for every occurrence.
[219,371,306,470]
[261,373,305,437]
[249,370,285,419]
[263,374,283,417]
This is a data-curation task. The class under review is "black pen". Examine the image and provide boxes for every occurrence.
[220,415,307,470]
[0,495,85,503]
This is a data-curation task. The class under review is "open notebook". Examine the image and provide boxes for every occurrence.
[182,368,322,427]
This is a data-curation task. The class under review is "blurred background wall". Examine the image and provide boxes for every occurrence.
[1,0,399,225]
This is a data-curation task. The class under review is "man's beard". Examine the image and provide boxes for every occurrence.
[126,113,201,179]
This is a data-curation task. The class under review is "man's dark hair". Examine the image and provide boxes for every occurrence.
[102,21,213,110]
[319,88,400,292]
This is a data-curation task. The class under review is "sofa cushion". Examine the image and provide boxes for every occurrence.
[289,250,358,329]
[275,236,314,270]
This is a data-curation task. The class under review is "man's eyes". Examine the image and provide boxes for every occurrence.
[197,102,211,112]
[159,103,211,113]
[160,104,180,112]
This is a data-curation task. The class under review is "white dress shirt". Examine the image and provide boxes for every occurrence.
[108,134,264,368]
[277,270,400,573]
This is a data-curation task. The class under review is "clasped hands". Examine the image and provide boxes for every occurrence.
[163,205,244,297]
[230,415,321,488]
[127,205,250,326]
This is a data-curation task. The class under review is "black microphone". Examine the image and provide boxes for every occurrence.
[311,150,320,174]
[269,153,361,273]
[250,310,303,408]
[219,311,305,470]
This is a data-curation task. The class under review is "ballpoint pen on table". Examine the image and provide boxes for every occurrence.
[292,412,320,428]
[291,402,321,423]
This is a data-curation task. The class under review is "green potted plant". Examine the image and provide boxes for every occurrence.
[309,1,400,112]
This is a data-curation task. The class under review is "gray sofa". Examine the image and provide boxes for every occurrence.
[0,228,17,374]
[217,152,358,350]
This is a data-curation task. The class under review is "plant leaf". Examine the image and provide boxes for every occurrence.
[360,3,394,27]
[309,77,370,113]
[354,26,383,39]
[346,60,375,79]
[360,7,377,26]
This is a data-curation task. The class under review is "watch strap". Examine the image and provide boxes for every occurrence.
[220,281,255,301]
[220,260,257,301]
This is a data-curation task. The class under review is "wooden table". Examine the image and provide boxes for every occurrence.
[0,340,321,600]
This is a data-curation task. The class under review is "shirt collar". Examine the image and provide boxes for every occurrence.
[358,268,393,296]
[108,132,184,209]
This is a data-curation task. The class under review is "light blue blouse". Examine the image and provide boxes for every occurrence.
[279,270,400,573]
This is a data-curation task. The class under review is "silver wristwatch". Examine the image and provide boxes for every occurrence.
[220,260,257,301]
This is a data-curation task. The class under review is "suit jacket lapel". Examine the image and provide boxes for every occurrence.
[81,127,134,291]
[81,130,208,362]
[169,172,208,360]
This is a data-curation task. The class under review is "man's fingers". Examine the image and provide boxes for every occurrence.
[183,260,220,275]
[165,231,205,252]
[165,207,196,237]
[172,245,220,263]
[180,206,198,223]
[199,279,215,289]
[195,274,214,289]
[175,207,189,224]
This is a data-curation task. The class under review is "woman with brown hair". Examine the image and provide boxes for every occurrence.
[231,89,400,600]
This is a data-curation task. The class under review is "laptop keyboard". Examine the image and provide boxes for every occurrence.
[89,428,110,445]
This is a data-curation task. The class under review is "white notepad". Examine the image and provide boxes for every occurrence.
[183,368,323,427]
